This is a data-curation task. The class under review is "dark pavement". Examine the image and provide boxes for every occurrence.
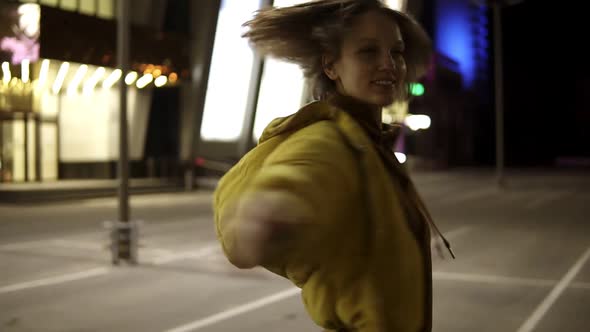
[0,170,589,332]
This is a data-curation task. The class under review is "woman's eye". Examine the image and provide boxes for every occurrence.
[360,47,377,54]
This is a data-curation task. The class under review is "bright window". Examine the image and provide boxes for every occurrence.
[253,58,305,140]
[252,0,308,141]
[200,0,262,141]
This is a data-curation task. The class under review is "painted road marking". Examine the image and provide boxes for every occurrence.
[0,267,110,294]
[163,287,300,332]
[516,246,590,332]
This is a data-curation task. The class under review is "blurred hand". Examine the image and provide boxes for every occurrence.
[227,190,311,268]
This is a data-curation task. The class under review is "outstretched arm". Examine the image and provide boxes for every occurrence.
[213,121,359,271]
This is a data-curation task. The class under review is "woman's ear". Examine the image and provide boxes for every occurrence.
[322,54,338,81]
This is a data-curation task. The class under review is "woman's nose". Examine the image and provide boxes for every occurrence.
[379,53,396,71]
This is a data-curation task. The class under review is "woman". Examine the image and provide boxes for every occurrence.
[213,0,453,331]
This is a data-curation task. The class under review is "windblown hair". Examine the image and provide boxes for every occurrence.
[242,0,432,101]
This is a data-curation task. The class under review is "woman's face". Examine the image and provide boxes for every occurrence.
[324,10,407,108]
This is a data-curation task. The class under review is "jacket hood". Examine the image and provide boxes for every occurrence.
[258,101,338,144]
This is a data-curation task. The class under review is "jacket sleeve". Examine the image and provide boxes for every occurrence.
[213,120,360,274]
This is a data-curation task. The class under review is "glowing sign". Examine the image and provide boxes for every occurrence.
[0,4,40,64]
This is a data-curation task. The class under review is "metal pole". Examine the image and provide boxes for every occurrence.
[115,0,134,264]
[238,0,273,156]
[493,1,505,187]
[238,58,264,156]
[24,112,29,182]
[35,115,41,181]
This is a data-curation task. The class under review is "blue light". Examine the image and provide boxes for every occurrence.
[435,0,480,88]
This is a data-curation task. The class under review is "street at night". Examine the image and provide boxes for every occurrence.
[1,171,588,332]
[1,0,589,331]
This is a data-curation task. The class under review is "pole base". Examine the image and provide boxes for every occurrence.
[104,220,142,265]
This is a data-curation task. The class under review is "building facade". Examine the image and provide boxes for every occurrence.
[0,0,492,185]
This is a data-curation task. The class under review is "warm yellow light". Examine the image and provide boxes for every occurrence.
[21,59,30,83]
[82,67,105,95]
[154,75,167,87]
[52,62,70,95]
[102,69,122,89]
[152,68,162,77]
[2,62,11,85]
[143,64,154,75]
[37,59,50,87]
[124,71,138,85]
[382,114,393,124]
[136,73,153,89]
[67,64,88,96]
[168,72,178,84]
[10,77,19,87]
[385,0,405,11]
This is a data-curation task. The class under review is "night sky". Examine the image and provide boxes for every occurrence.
[501,1,589,167]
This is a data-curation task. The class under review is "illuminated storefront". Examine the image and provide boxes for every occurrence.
[0,1,188,183]
[1,0,447,184]
[1,2,43,182]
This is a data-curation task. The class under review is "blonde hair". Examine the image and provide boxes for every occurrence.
[242,0,432,100]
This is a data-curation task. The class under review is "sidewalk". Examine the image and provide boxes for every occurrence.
[0,178,187,204]
[1,168,587,204]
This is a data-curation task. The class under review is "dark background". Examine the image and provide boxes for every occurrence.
[502,1,589,167]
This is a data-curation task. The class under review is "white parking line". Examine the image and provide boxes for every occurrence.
[571,281,590,290]
[525,191,568,209]
[439,187,497,205]
[51,239,105,251]
[0,239,51,251]
[0,238,108,252]
[151,243,220,265]
[434,271,556,288]
[163,287,300,332]
[434,273,590,290]
[442,226,471,241]
[516,246,590,332]
[1,236,216,259]
[0,267,110,294]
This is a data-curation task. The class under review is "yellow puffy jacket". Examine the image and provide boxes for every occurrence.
[214,98,443,332]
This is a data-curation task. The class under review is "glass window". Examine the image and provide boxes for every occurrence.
[40,122,57,180]
[200,0,262,141]
[253,58,305,140]
[2,120,26,182]
[252,0,308,141]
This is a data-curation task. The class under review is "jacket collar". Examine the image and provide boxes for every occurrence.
[326,94,402,151]
[257,96,400,152]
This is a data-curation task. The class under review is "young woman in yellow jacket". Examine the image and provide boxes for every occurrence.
[213,1,453,331]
